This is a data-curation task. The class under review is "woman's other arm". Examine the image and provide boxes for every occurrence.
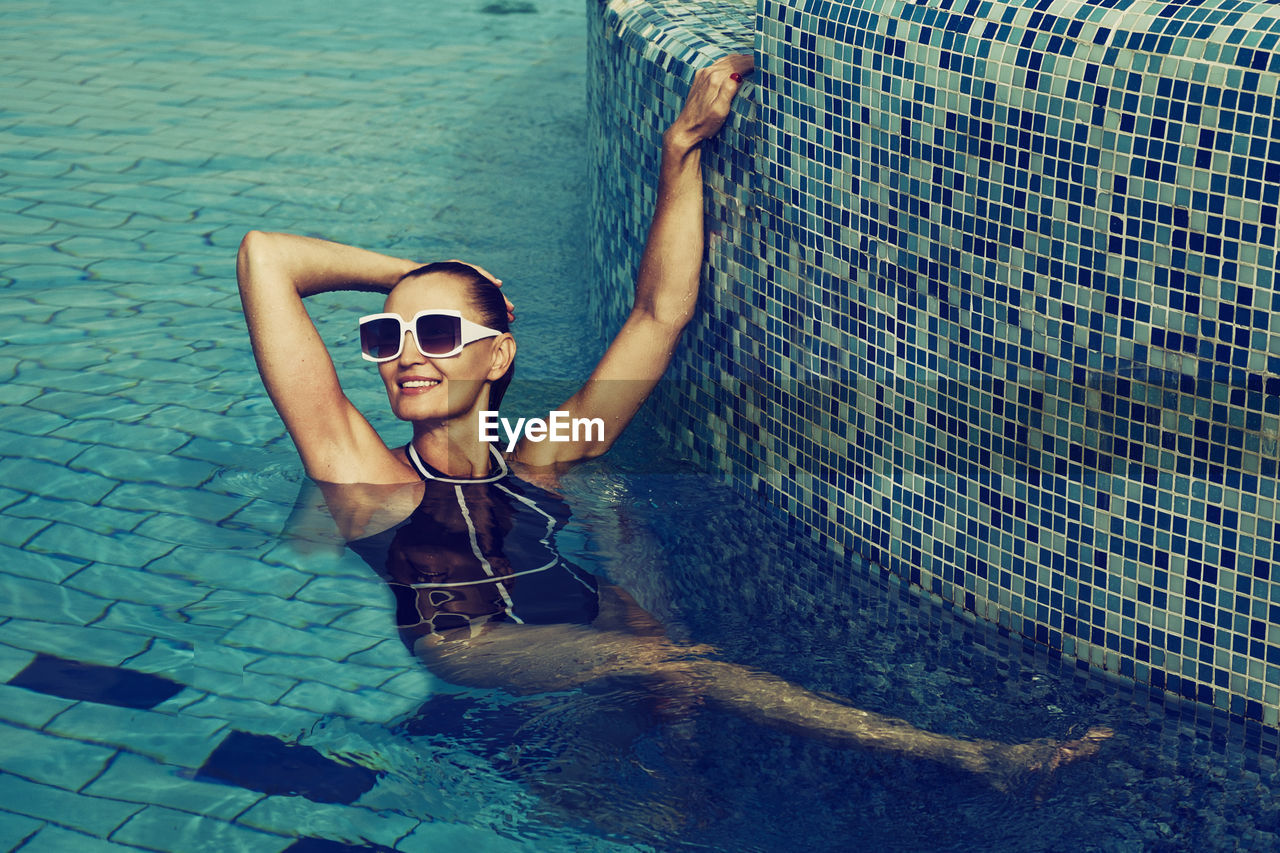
[236,231,416,482]
[516,53,755,465]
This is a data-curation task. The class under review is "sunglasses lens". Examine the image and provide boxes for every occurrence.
[360,318,403,360]
[414,314,461,356]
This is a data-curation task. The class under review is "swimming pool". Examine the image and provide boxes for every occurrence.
[2,0,1280,850]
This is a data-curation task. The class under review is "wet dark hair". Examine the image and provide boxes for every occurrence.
[396,261,514,409]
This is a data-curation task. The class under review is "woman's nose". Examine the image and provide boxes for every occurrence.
[398,330,426,364]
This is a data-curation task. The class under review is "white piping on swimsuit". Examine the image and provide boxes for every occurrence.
[451,482,522,624]
[406,441,508,484]
[401,441,595,634]
[494,481,597,593]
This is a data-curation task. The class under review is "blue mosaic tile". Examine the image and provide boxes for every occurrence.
[589,0,1280,716]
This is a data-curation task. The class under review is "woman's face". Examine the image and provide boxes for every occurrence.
[377,273,512,424]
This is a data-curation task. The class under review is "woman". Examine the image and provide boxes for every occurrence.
[238,53,1105,794]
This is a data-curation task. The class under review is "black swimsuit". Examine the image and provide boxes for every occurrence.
[348,445,599,645]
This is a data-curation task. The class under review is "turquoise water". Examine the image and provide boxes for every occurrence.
[3,0,1280,850]
[0,0,596,848]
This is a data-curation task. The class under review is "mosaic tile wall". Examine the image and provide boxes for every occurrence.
[589,0,1280,720]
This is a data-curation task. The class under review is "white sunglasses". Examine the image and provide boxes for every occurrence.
[358,310,501,362]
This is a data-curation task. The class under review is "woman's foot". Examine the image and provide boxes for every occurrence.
[993,725,1114,797]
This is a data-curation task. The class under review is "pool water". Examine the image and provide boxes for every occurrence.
[2,0,1280,850]
[538,459,1280,851]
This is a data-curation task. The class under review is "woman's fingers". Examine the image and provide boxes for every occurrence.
[721,52,755,78]
[669,53,755,145]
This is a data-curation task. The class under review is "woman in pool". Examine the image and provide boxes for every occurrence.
[238,53,1105,788]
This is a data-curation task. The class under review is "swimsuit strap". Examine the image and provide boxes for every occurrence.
[405,442,508,484]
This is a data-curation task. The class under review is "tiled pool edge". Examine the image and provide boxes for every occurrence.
[588,0,1280,721]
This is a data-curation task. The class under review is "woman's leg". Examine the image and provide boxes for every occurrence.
[655,656,1111,784]
[415,589,1110,786]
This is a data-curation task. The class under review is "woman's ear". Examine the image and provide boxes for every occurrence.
[486,333,516,381]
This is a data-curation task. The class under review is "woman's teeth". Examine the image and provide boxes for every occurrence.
[402,380,439,388]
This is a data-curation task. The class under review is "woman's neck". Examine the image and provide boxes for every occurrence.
[409,421,495,479]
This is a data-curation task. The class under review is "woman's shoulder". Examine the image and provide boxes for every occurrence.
[289,476,424,544]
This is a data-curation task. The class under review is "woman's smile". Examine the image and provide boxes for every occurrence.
[398,376,441,395]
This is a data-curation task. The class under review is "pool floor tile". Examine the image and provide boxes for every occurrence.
[199,589,355,629]
[69,444,219,490]
[342,640,415,670]
[236,796,419,849]
[293,576,390,607]
[0,619,151,667]
[52,418,189,454]
[0,428,94,466]
[0,458,116,505]
[178,693,322,738]
[0,771,143,839]
[111,805,291,853]
[277,682,417,725]
[26,521,174,570]
[132,512,273,552]
[44,702,227,767]
[246,654,396,695]
[0,382,44,406]
[65,562,208,607]
[326,609,397,641]
[2,550,87,584]
[0,722,118,794]
[0,574,110,625]
[0,812,44,851]
[99,480,250,521]
[376,670,438,702]
[264,543,375,581]
[0,514,50,550]
[145,550,309,599]
[24,389,154,424]
[20,201,132,230]
[220,616,382,660]
[7,494,151,539]
[89,601,226,648]
[0,209,57,235]
[0,682,75,729]
[16,822,145,853]
[187,643,264,676]
[179,661,297,705]
[83,752,263,821]
[0,405,73,438]
[0,645,37,682]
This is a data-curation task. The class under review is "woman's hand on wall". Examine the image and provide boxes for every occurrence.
[664,53,754,153]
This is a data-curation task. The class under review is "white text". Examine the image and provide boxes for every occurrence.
[479,410,605,452]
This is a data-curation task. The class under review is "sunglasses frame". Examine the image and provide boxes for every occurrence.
[358,309,502,363]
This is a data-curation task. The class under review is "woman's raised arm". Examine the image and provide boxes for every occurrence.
[236,231,417,481]
[515,53,755,466]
